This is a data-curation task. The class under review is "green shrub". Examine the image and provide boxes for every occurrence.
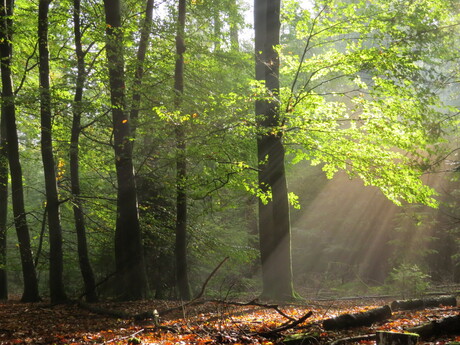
[388,264,430,298]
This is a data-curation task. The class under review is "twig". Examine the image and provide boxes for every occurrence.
[159,257,229,316]
[194,256,229,300]
[210,299,296,322]
[258,310,313,337]
[104,328,144,344]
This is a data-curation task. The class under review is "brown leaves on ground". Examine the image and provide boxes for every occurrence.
[0,298,458,345]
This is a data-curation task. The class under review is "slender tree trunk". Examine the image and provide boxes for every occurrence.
[0,103,7,300]
[103,0,147,300]
[174,0,191,301]
[254,0,294,301]
[0,0,40,302]
[71,0,98,302]
[229,0,239,52]
[38,0,67,304]
[213,10,221,52]
[130,0,154,138]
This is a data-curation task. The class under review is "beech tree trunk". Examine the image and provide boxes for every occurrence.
[0,0,40,302]
[38,0,67,304]
[229,0,239,51]
[254,0,294,301]
[174,0,191,301]
[0,103,7,300]
[103,0,148,300]
[71,0,98,303]
[130,0,154,138]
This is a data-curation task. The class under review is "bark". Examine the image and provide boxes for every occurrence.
[103,0,147,300]
[38,0,67,304]
[0,0,40,302]
[255,0,294,301]
[129,0,154,138]
[213,11,221,51]
[391,295,457,311]
[407,315,460,339]
[229,0,239,51]
[174,0,191,301]
[322,305,392,330]
[0,102,7,300]
[71,0,97,303]
[376,331,419,345]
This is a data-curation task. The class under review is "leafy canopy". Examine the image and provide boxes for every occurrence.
[254,0,460,207]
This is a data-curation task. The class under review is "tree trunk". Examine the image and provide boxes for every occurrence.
[254,0,294,301]
[322,305,392,330]
[71,0,98,303]
[213,10,221,52]
[174,0,191,301]
[229,0,239,51]
[129,0,154,138]
[38,0,67,304]
[103,0,148,300]
[0,0,40,302]
[0,101,7,300]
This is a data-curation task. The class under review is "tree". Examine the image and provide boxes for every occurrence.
[0,97,7,300]
[103,0,148,300]
[254,0,295,300]
[70,0,98,302]
[129,0,154,138]
[38,0,67,303]
[1,0,40,302]
[174,0,191,301]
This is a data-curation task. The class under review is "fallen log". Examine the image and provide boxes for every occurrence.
[391,295,457,311]
[322,305,392,330]
[376,331,419,345]
[407,315,460,339]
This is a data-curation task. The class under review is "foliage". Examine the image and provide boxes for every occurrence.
[276,0,459,207]
[388,263,431,298]
[0,0,460,299]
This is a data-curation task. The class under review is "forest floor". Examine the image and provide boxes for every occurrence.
[0,297,459,345]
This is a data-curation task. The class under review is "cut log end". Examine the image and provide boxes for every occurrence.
[376,331,419,345]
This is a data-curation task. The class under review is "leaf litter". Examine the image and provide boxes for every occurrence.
[0,298,458,344]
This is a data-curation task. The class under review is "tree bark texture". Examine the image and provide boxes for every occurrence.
[103,0,148,300]
[130,0,154,138]
[254,0,294,301]
[71,0,98,303]
[0,0,40,302]
[174,0,191,301]
[322,305,392,330]
[0,101,7,300]
[38,0,67,304]
[391,295,457,311]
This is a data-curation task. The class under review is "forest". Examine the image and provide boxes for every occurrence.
[0,0,459,342]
